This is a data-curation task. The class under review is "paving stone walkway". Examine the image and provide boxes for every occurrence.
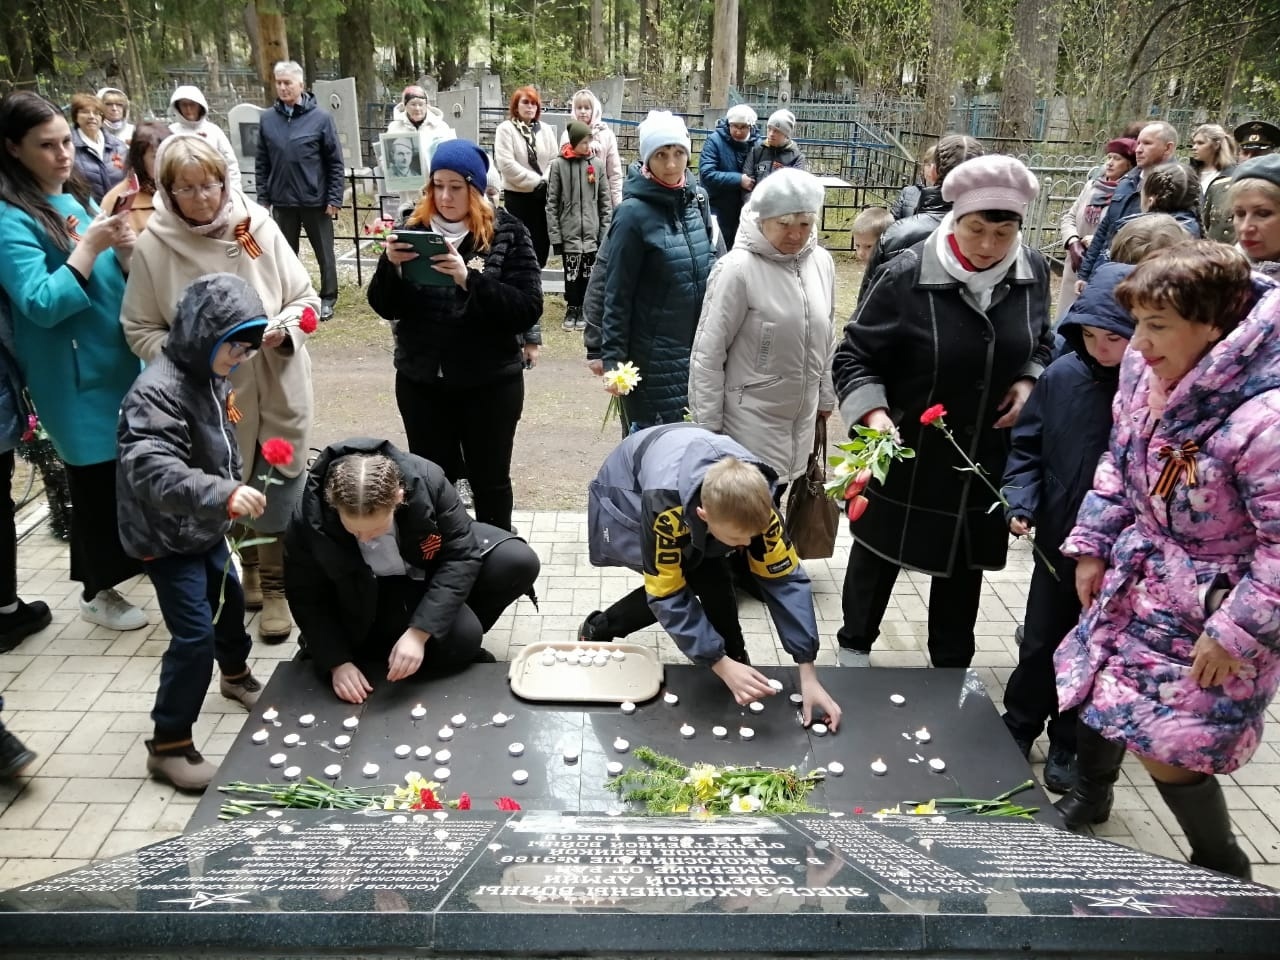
[2,511,1278,890]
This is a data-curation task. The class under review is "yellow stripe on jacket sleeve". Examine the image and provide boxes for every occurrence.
[745,510,800,579]
[643,506,690,599]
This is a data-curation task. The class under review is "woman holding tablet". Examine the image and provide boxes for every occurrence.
[367,140,543,534]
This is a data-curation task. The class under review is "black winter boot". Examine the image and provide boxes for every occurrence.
[1053,721,1125,829]
[1155,776,1252,880]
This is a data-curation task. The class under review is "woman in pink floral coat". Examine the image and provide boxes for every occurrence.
[1053,240,1280,880]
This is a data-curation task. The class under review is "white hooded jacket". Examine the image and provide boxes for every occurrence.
[168,85,242,190]
[97,86,135,144]
[558,90,624,208]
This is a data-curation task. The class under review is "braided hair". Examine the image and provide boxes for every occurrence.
[323,454,404,516]
[1141,162,1200,219]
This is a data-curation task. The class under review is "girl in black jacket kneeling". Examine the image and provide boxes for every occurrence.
[284,438,540,704]
[368,139,543,533]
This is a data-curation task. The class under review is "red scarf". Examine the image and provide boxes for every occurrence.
[946,232,981,272]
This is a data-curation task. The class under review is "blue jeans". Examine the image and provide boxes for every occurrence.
[147,541,251,741]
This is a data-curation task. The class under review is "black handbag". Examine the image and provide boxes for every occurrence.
[784,418,840,560]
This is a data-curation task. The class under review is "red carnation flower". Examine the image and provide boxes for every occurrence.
[854,807,864,815]
[494,797,521,811]
[261,437,295,468]
[920,404,947,426]
[415,787,444,810]
[456,792,472,810]
[298,307,319,334]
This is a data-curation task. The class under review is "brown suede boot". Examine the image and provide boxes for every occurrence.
[237,536,262,610]
[146,738,216,792]
[257,538,293,643]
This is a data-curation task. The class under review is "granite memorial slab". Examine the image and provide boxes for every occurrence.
[312,77,363,169]
[191,663,1050,829]
[4,809,1278,957]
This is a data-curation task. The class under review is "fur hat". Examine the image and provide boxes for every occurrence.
[638,110,691,165]
[567,120,593,147]
[767,109,795,137]
[942,155,1040,220]
[430,139,489,194]
[725,104,758,126]
[749,168,825,220]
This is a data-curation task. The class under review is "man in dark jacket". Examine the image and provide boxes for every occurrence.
[1077,121,1178,284]
[255,60,345,320]
[698,104,758,250]
[740,109,805,205]
[1000,261,1134,794]
[580,425,842,727]
[117,273,271,791]
[858,134,984,300]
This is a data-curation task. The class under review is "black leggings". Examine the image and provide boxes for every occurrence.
[357,537,540,675]
[0,451,15,607]
[396,373,524,532]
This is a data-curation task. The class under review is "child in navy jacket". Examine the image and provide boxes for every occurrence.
[1001,260,1135,794]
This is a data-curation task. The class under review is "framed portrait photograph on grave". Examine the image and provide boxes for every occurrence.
[381,133,424,192]
[238,121,260,159]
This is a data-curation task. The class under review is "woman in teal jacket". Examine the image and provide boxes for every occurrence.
[0,92,147,631]
[598,111,715,431]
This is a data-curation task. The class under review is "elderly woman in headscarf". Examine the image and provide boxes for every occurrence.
[831,154,1054,670]
[121,134,318,646]
[689,168,836,491]
[1057,137,1135,318]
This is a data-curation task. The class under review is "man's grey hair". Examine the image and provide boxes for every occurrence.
[1143,121,1179,146]
[273,60,305,83]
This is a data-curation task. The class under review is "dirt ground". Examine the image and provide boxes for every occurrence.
[307,245,866,510]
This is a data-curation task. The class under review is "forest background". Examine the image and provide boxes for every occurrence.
[2,0,1279,147]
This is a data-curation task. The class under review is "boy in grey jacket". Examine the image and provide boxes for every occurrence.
[547,121,612,331]
[117,273,271,792]
[581,425,842,727]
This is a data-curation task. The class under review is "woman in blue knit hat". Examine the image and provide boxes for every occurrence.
[368,139,543,533]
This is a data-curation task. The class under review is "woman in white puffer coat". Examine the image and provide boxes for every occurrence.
[688,168,837,485]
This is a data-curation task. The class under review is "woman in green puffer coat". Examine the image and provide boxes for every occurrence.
[595,111,716,432]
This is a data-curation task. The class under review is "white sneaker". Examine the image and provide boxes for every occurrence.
[80,588,149,631]
[837,647,871,668]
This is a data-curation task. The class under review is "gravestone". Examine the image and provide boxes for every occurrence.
[226,102,263,198]
[415,75,440,100]
[3,809,1278,958]
[313,77,364,170]
[438,86,480,144]
[589,76,625,119]
[480,74,504,109]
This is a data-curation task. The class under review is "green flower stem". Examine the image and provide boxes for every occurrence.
[931,420,1059,579]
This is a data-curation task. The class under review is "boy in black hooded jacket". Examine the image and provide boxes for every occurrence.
[117,273,270,791]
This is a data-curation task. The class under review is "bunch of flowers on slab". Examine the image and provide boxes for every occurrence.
[218,772,522,820]
[606,746,824,815]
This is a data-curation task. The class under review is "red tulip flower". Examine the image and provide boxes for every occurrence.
[261,437,295,468]
[846,494,870,522]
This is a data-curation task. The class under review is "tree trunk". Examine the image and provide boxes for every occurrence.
[709,0,737,108]
[922,0,961,136]
[590,0,605,67]
[120,0,149,106]
[243,2,263,98]
[255,2,289,102]
[735,3,747,88]
[996,0,1063,149]
[301,15,318,85]
[337,0,377,107]
[640,0,661,76]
